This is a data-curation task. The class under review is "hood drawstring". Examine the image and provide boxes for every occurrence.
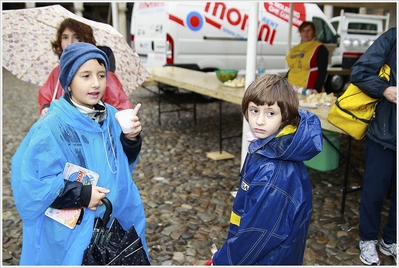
[102,126,117,174]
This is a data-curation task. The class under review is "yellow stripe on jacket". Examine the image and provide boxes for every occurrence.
[230,210,241,226]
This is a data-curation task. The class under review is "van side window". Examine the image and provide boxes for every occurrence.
[347,23,378,35]
[313,17,335,43]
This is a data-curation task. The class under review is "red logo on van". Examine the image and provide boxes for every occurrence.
[204,2,276,44]
[263,2,306,28]
[139,2,165,9]
[204,2,248,31]
[169,2,289,45]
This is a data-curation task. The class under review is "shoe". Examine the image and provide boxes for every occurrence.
[379,239,397,263]
[359,240,380,265]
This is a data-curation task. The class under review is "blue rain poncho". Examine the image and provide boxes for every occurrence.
[11,97,148,265]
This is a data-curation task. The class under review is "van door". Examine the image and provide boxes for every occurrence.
[131,2,168,67]
[313,17,336,44]
[312,15,338,66]
[170,2,252,71]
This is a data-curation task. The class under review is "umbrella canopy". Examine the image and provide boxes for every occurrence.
[2,4,149,95]
[82,198,150,265]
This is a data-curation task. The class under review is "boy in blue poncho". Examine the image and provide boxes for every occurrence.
[11,42,149,265]
[210,74,322,265]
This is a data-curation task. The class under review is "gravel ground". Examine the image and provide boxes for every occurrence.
[2,67,394,266]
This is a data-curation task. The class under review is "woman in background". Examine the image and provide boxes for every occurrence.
[286,21,329,93]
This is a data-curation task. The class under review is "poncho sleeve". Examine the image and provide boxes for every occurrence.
[11,121,68,223]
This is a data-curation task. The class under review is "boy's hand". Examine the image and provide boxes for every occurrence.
[124,103,142,140]
[87,186,110,211]
[41,107,49,116]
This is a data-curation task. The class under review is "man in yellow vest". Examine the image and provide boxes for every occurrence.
[286,21,329,93]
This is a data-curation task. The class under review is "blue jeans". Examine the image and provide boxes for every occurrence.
[359,138,397,244]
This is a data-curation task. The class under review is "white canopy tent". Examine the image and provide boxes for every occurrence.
[241,2,295,166]
[240,2,395,165]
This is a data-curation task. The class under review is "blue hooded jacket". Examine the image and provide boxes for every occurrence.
[11,97,148,265]
[213,109,322,265]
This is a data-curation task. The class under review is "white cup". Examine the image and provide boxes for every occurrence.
[115,109,135,134]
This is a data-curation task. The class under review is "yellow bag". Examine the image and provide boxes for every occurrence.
[327,64,391,140]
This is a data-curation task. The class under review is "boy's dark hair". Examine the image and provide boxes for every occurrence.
[242,74,300,128]
[97,46,116,72]
[51,18,97,59]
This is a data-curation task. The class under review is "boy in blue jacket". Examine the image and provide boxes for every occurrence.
[211,74,322,265]
[11,42,149,265]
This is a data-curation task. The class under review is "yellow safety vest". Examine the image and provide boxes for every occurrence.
[286,40,322,89]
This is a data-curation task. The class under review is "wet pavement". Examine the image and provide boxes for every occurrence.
[2,67,394,266]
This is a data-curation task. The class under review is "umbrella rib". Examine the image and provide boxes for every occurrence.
[106,238,142,265]
[123,245,144,258]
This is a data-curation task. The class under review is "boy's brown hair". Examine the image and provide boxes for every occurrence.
[242,74,300,128]
[51,18,97,59]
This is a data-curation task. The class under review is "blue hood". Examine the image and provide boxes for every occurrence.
[249,109,323,161]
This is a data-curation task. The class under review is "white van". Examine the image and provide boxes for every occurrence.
[131,2,338,84]
[326,10,390,92]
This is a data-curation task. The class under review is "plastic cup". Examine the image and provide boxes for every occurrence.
[115,109,135,134]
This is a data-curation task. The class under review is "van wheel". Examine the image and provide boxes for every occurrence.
[324,74,348,94]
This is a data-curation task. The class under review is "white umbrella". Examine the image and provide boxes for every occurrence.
[2,4,149,95]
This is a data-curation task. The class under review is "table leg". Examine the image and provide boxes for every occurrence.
[322,133,363,214]
[219,100,223,154]
[193,93,197,125]
[206,100,235,160]
[158,86,161,125]
[145,85,196,125]
[341,135,352,214]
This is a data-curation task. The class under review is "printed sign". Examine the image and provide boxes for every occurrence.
[263,2,306,28]
[138,2,165,9]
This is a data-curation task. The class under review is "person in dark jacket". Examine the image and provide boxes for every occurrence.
[350,27,397,266]
[210,74,323,265]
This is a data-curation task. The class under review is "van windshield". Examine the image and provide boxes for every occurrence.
[313,17,335,43]
[331,21,338,31]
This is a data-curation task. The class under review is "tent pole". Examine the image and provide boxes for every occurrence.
[241,2,259,169]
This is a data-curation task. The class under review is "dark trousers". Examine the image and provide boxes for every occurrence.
[359,138,397,244]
